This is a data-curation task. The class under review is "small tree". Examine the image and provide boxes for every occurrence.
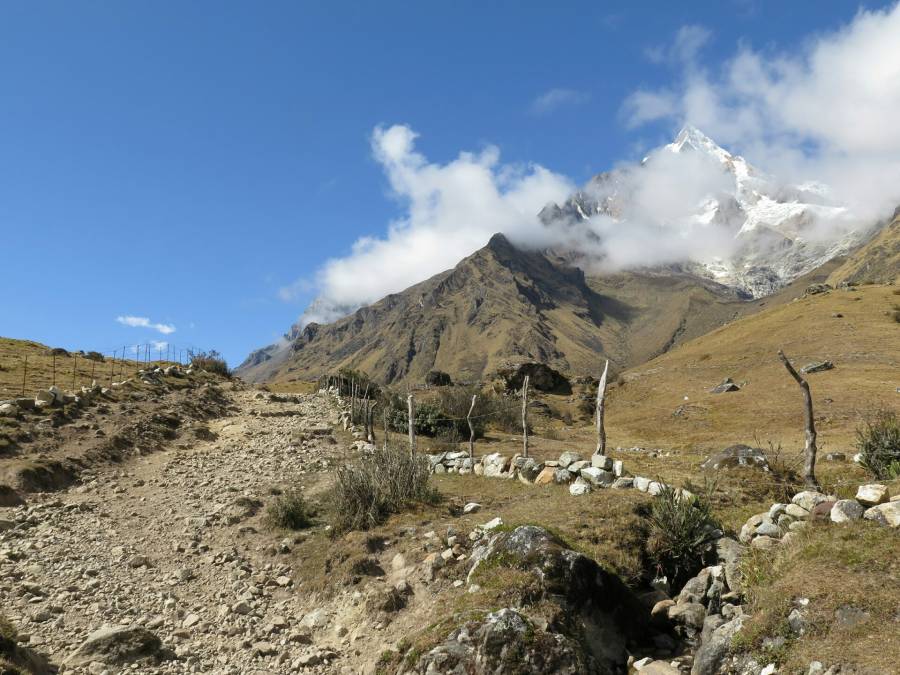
[778,350,818,488]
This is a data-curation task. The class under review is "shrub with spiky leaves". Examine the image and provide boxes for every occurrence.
[644,484,721,589]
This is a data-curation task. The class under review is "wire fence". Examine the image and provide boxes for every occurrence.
[0,342,217,400]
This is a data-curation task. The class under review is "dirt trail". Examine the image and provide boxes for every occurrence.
[0,389,365,674]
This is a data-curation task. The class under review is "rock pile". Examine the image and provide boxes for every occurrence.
[739,484,899,549]
[427,449,694,500]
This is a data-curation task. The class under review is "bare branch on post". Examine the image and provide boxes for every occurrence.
[778,349,819,488]
[595,359,609,455]
[522,375,530,458]
[407,393,416,456]
[467,394,477,459]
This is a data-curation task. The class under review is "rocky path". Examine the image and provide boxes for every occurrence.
[1,390,350,674]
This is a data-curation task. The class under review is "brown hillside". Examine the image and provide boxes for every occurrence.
[606,283,900,453]
[239,234,839,386]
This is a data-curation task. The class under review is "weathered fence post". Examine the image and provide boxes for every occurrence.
[407,393,416,456]
[52,352,56,386]
[467,394,477,459]
[21,355,27,396]
[383,408,389,450]
[522,375,530,458]
[778,350,819,488]
[72,354,77,390]
[367,402,377,443]
[595,359,609,455]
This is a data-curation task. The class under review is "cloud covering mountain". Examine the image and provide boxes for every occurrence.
[285,2,900,327]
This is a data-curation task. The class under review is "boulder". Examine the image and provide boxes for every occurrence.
[856,484,888,506]
[482,453,509,478]
[533,466,556,486]
[691,615,746,675]
[634,476,652,492]
[567,460,589,473]
[710,378,740,394]
[580,466,614,487]
[557,451,583,469]
[591,454,614,470]
[792,491,829,511]
[612,477,634,489]
[0,403,16,417]
[516,458,543,483]
[701,444,769,471]
[800,360,834,374]
[569,478,591,496]
[409,608,582,674]
[66,625,165,666]
[553,468,574,485]
[667,602,706,629]
[863,502,900,527]
[830,500,865,523]
[455,526,656,673]
[809,501,836,521]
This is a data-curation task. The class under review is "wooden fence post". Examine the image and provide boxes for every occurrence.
[522,375,530,458]
[467,394,477,459]
[72,354,77,391]
[52,352,56,386]
[595,359,609,455]
[21,355,27,396]
[383,408,389,450]
[778,350,819,488]
[407,393,416,456]
[367,402,377,443]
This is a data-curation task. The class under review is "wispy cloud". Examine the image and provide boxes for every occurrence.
[622,5,900,220]
[116,315,176,335]
[530,88,589,115]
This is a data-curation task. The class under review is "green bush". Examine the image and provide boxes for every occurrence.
[644,485,721,589]
[265,489,314,530]
[857,410,900,479]
[328,444,437,534]
[190,350,230,377]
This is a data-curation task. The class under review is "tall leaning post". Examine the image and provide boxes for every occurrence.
[407,393,416,456]
[467,394,477,459]
[778,349,819,488]
[521,375,530,458]
[595,359,609,456]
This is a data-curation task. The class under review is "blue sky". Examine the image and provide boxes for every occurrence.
[2,1,896,366]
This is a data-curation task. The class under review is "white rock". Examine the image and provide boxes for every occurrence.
[569,478,591,496]
[855,484,888,506]
[863,501,900,527]
[830,499,864,523]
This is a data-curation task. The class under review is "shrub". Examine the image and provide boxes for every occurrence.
[83,351,105,362]
[265,489,314,530]
[857,410,900,479]
[425,370,452,386]
[644,484,721,589]
[190,350,230,377]
[328,444,437,534]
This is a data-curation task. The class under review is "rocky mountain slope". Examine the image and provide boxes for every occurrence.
[827,207,900,286]
[238,234,841,386]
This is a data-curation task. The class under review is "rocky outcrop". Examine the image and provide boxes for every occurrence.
[410,525,657,674]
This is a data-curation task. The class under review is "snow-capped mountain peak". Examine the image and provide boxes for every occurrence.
[540,126,866,297]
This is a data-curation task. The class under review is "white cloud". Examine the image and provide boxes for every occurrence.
[116,315,176,335]
[530,88,590,115]
[151,340,169,351]
[623,6,900,220]
[289,124,573,325]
